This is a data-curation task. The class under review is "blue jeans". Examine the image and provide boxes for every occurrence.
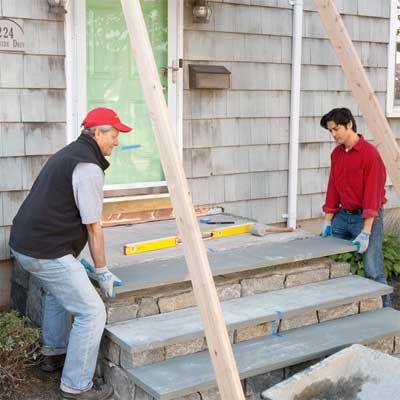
[11,249,106,393]
[331,208,391,307]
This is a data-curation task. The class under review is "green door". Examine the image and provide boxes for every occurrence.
[86,0,167,186]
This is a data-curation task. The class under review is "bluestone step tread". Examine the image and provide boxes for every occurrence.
[106,275,391,352]
[113,236,355,294]
[128,308,400,400]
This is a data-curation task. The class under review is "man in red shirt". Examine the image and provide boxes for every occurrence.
[320,108,391,307]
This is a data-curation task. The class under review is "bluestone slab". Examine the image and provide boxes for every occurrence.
[113,236,356,294]
[128,308,400,399]
[106,276,391,352]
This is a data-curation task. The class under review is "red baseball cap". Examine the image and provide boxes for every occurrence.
[82,107,132,133]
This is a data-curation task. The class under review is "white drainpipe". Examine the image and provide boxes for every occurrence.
[287,0,303,229]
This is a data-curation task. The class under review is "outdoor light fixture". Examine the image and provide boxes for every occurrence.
[192,0,212,23]
[48,0,67,14]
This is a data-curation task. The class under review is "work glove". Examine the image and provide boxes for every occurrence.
[320,220,333,237]
[80,259,122,299]
[351,231,370,254]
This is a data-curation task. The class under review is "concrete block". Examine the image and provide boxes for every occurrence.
[101,336,121,365]
[159,291,196,313]
[103,362,136,400]
[280,311,318,332]
[0,158,23,191]
[241,274,285,296]
[0,124,25,157]
[174,394,200,400]
[285,268,330,288]
[24,20,65,55]
[121,348,165,369]
[245,370,284,396]
[2,191,28,226]
[235,322,272,343]
[366,337,394,354]
[165,337,205,359]
[0,89,21,122]
[24,55,66,89]
[359,296,383,313]
[329,262,351,279]
[107,303,139,324]
[318,302,359,323]
[22,156,49,190]
[216,283,241,301]
[0,54,23,87]
[137,298,159,318]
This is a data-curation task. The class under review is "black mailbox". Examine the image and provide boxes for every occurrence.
[189,64,231,89]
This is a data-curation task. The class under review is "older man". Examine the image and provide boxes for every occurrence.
[9,107,132,400]
[320,107,391,307]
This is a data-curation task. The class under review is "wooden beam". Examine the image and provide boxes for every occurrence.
[314,0,400,198]
[120,1,245,399]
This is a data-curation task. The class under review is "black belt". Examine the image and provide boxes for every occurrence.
[341,208,362,215]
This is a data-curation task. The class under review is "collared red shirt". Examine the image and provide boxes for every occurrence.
[323,135,387,218]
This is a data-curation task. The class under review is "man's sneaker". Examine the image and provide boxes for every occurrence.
[59,384,114,400]
[40,354,66,372]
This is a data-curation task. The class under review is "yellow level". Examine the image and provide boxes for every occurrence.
[123,223,255,255]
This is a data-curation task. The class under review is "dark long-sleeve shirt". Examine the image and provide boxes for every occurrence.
[323,135,387,219]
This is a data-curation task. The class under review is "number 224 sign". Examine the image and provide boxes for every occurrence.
[0,19,24,52]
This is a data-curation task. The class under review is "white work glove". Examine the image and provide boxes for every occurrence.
[80,259,122,299]
[351,231,370,254]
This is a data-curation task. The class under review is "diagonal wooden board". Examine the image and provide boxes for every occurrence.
[120,1,245,399]
[314,0,400,198]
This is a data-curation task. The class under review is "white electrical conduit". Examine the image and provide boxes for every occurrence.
[287,0,304,229]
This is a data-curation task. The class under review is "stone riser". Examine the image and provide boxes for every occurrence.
[100,335,400,400]
[105,258,350,324]
[101,295,383,371]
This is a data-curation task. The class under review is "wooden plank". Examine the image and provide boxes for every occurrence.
[128,308,400,399]
[120,1,245,399]
[106,275,392,353]
[314,0,400,198]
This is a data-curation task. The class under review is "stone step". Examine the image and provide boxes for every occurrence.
[128,308,400,400]
[112,236,355,295]
[106,275,391,352]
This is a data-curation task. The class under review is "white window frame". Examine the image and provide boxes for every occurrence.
[387,0,400,117]
[64,0,184,191]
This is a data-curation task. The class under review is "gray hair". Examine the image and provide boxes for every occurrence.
[81,125,113,137]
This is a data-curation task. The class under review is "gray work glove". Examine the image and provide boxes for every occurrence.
[80,259,122,299]
[351,231,370,254]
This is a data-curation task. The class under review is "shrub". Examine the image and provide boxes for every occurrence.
[0,310,41,392]
[333,234,400,279]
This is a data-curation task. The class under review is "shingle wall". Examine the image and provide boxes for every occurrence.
[183,0,400,223]
[0,0,66,260]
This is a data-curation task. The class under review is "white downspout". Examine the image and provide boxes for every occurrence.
[287,0,303,229]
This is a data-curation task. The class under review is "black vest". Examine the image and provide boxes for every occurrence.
[9,134,109,259]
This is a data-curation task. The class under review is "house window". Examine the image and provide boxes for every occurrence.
[387,0,400,116]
